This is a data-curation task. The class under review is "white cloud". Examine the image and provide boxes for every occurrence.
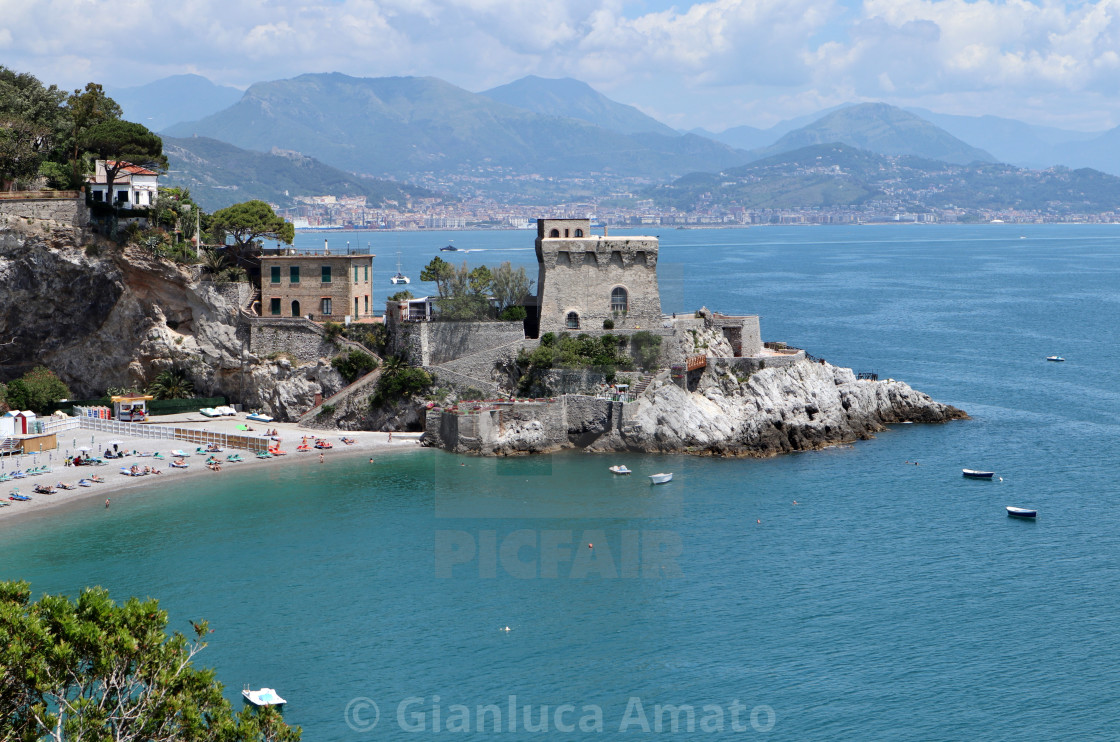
[4,0,1120,130]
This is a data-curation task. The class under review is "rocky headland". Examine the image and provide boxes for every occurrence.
[424,358,966,457]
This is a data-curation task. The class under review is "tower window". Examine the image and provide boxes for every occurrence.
[575,229,584,237]
[549,229,560,238]
[566,312,580,330]
[611,287,628,313]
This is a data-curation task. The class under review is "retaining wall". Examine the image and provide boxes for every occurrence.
[0,193,89,229]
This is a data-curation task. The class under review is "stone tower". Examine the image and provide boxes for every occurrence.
[534,218,661,334]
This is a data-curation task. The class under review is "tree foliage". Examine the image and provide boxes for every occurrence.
[0,66,66,188]
[0,580,301,742]
[419,256,454,298]
[331,349,379,383]
[146,367,195,400]
[210,200,294,256]
[371,357,431,407]
[490,261,533,312]
[65,82,122,186]
[438,262,493,320]
[3,366,71,413]
[81,119,167,203]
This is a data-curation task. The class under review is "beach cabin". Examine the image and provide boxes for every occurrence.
[14,410,35,434]
[0,411,16,437]
[112,395,153,422]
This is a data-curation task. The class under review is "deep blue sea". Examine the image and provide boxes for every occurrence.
[3,225,1120,740]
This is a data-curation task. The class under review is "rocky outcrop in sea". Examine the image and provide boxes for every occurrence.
[424,359,966,457]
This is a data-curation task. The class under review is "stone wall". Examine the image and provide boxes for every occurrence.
[0,194,89,229]
[391,320,525,366]
[249,317,340,363]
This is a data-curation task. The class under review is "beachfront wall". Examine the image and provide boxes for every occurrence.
[78,417,271,452]
[260,254,376,322]
[249,318,341,362]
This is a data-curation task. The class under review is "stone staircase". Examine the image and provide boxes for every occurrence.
[247,288,261,316]
[631,372,656,397]
[297,367,383,427]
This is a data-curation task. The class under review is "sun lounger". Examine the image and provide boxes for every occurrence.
[170,460,189,469]
[199,408,220,417]
[171,450,190,457]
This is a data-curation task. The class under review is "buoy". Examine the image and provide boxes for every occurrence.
[588,543,593,549]
[792,500,798,505]
[756,519,761,524]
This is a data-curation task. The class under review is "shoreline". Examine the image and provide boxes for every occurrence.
[0,414,422,527]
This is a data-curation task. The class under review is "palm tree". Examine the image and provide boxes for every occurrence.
[200,247,228,278]
[146,367,195,400]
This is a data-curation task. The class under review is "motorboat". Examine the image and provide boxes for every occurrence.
[390,251,410,284]
[1046,356,1065,362]
[609,465,632,475]
[1006,506,1037,518]
[242,687,286,707]
[440,243,459,252]
[648,472,673,484]
[962,469,995,479]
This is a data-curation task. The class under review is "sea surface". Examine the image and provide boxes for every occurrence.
[3,224,1120,740]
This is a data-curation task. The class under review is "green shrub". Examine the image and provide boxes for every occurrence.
[499,306,527,321]
[631,331,662,369]
[4,367,71,414]
[602,318,614,329]
[331,349,378,383]
[317,403,336,418]
[322,321,344,341]
[461,387,487,401]
[371,359,432,407]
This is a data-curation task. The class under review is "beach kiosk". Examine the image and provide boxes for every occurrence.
[112,395,153,422]
[14,410,35,434]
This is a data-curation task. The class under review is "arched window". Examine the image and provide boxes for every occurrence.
[291,300,301,317]
[566,312,580,330]
[549,229,560,238]
[575,229,584,237]
[611,287,628,313]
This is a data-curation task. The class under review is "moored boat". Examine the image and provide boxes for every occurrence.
[609,465,631,475]
[242,687,286,707]
[648,472,673,484]
[962,469,995,479]
[1046,356,1065,362]
[1006,506,1037,518]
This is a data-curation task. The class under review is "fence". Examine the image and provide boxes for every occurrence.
[78,417,270,452]
[41,417,81,435]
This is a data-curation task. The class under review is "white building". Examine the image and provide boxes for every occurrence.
[87,160,159,208]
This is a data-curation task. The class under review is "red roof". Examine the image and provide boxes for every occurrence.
[106,160,158,176]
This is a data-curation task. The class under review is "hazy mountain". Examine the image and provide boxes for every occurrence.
[752,103,995,165]
[906,107,1101,170]
[481,75,677,136]
[109,74,243,133]
[163,73,749,181]
[696,105,850,150]
[648,142,1120,213]
[162,136,437,212]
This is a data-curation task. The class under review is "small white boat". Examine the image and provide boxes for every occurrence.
[609,465,632,475]
[243,687,286,707]
[390,251,410,284]
[962,469,995,479]
[648,472,673,485]
[1006,506,1037,519]
[1046,356,1065,362]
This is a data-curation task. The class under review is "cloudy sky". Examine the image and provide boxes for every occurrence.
[5,0,1120,132]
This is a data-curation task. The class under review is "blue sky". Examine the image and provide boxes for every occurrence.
[3,0,1119,132]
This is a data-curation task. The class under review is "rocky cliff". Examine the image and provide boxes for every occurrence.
[0,224,344,418]
[425,359,966,456]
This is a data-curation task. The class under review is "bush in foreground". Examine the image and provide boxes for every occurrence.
[0,581,301,741]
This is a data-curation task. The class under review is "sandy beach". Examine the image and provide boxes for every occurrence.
[0,413,421,524]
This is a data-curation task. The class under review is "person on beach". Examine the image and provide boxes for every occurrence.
[388,431,393,443]
[319,452,324,464]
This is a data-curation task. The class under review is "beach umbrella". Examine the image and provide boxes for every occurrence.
[78,446,91,452]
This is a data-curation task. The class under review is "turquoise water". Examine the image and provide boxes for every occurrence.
[4,225,1120,739]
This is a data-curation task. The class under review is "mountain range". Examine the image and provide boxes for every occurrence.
[647,143,1120,214]
[128,71,1120,206]
[162,73,748,181]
